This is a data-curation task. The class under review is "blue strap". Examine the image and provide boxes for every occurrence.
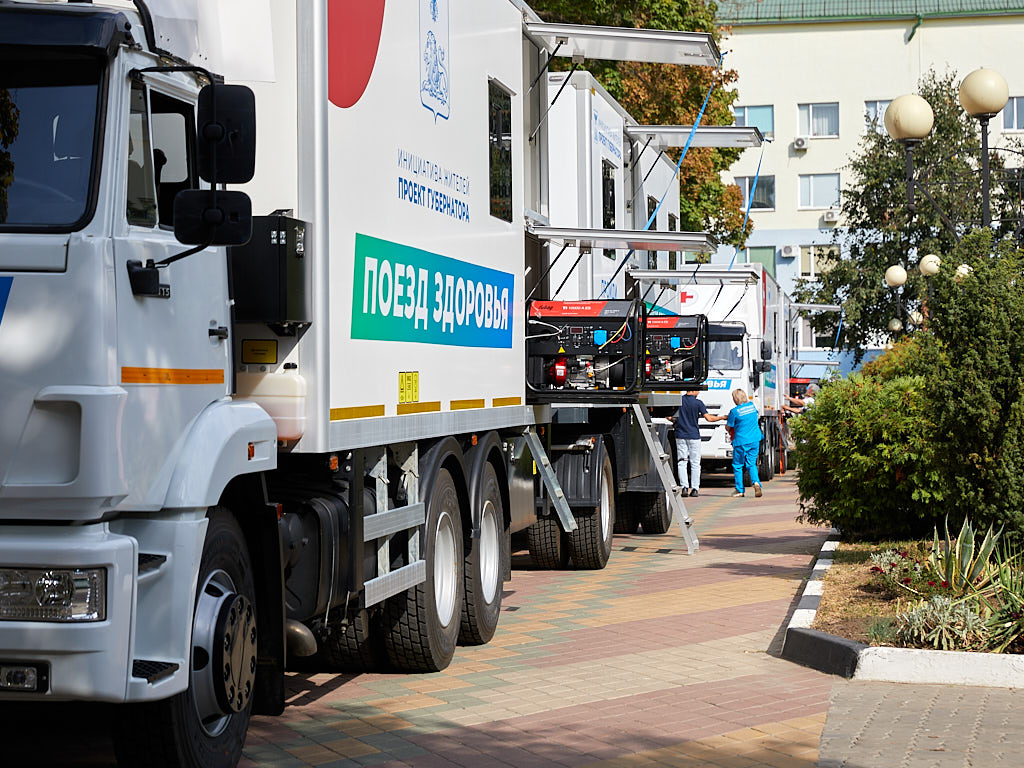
[598,54,724,299]
[729,140,766,269]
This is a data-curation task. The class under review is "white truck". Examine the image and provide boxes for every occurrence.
[0,1,722,766]
[629,263,796,482]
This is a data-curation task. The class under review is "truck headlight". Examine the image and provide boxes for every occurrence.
[0,568,106,622]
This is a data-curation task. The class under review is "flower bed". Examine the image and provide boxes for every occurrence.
[812,521,1024,654]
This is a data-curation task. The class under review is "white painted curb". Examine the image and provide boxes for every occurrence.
[786,535,1024,688]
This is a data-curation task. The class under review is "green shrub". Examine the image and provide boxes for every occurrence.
[924,232,1024,540]
[893,595,989,651]
[792,373,943,539]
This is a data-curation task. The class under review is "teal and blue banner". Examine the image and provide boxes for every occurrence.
[352,233,514,348]
[0,277,11,328]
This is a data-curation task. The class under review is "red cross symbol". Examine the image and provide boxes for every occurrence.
[680,291,694,303]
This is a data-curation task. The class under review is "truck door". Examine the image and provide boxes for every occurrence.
[112,77,231,505]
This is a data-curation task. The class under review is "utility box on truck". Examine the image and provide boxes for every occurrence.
[0,2,725,767]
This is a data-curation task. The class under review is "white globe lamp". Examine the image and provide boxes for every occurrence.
[959,68,1009,118]
[884,94,935,141]
[885,265,908,287]
[919,254,941,276]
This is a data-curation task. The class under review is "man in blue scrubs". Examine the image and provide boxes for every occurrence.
[726,388,763,498]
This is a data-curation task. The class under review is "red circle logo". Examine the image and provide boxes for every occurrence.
[328,0,386,108]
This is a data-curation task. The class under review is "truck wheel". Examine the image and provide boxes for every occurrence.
[382,467,464,672]
[112,507,256,768]
[527,515,569,569]
[638,492,672,535]
[568,452,615,569]
[311,610,377,672]
[459,462,505,645]
[613,499,639,534]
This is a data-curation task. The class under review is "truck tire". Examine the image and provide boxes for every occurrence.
[527,515,569,569]
[638,492,672,535]
[112,507,256,768]
[459,462,504,645]
[311,610,377,672]
[568,451,615,569]
[381,467,464,672]
[613,501,639,534]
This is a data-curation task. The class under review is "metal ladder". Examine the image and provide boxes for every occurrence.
[631,403,699,554]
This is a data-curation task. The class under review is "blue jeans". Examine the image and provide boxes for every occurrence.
[676,438,702,490]
[732,441,761,493]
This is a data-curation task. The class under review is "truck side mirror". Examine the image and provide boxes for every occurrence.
[174,189,252,246]
[760,340,772,360]
[197,83,256,184]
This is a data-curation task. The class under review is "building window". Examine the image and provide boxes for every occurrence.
[1003,96,1024,130]
[736,175,775,210]
[734,105,774,139]
[747,246,775,278]
[798,102,839,138]
[488,80,512,222]
[798,174,840,209]
[865,99,891,133]
[799,316,834,349]
[799,245,838,278]
[668,212,678,270]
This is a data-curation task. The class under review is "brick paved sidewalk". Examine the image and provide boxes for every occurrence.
[243,473,836,768]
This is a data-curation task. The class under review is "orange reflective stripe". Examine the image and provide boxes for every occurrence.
[121,367,225,385]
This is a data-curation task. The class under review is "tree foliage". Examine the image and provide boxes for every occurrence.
[925,231,1024,537]
[529,1,746,245]
[794,70,989,359]
[795,232,1024,542]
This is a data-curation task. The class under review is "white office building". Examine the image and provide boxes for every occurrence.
[714,0,1024,377]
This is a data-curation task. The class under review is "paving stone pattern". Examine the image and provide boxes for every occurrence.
[11,473,1023,768]
[820,680,1024,768]
[242,475,836,768]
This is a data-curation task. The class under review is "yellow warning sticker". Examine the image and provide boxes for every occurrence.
[558,346,565,353]
[399,371,420,404]
[241,339,278,365]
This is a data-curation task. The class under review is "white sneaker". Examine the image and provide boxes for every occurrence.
[730,491,744,498]
[754,483,763,497]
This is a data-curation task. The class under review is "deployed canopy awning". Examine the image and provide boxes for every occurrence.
[626,266,761,285]
[524,22,720,67]
[790,302,842,313]
[530,227,718,254]
[625,125,764,150]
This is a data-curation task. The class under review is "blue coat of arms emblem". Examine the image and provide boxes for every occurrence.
[420,0,450,121]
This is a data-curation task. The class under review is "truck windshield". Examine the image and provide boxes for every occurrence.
[0,55,103,229]
[708,339,743,371]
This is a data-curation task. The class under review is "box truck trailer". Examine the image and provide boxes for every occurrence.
[0,1,724,766]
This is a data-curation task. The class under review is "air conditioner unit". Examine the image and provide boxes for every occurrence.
[780,244,801,259]
[793,136,809,151]
[823,208,839,223]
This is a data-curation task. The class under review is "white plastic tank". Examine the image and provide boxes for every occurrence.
[235,370,307,440]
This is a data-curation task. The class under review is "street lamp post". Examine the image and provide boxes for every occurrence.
[958,68,1010,228]
[885,68,1010,232]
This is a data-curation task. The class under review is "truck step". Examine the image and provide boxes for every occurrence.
[131,659,179,684]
